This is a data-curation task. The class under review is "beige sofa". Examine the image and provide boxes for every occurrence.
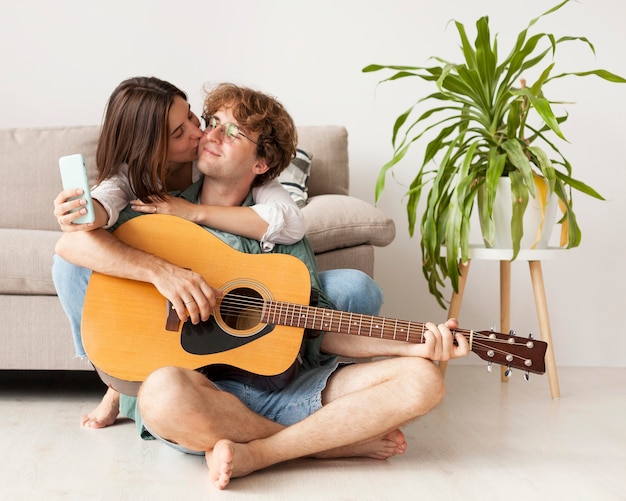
[0,125,395,371]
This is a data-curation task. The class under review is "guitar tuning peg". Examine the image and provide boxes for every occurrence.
[490,326,496,332]
[509,329,516,336]
[487,361,493,373]
[528,332,533,340]
[504,366,512,378]
[524,371,530,382]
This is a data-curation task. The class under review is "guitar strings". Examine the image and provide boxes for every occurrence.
[216,294,536,369]
[218,293,524,345]
[214,293,532,365]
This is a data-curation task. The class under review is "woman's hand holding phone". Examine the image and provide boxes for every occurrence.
[57,154,96,230]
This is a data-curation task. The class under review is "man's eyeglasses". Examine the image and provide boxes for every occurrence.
[202,115,258,145]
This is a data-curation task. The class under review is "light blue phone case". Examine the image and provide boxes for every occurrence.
[58,153,95,224]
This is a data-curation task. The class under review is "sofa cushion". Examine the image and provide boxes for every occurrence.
[0,229,59,294]
[0,126,100,232]
[303,195,395,254]
[278,148,312,207]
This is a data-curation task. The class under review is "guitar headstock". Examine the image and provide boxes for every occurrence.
[471,330,547,375]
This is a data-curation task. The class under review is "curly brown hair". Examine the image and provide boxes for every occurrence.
[203,83,297,188]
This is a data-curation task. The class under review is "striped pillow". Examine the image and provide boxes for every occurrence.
[278,148,312,207]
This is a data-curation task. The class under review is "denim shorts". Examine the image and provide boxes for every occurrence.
[148,356,340,455]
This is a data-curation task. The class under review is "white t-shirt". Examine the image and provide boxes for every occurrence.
[91,164,305,251]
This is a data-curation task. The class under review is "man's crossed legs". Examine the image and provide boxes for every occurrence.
[138,353,447,490]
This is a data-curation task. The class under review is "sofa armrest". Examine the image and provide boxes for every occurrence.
[302,195,395,254]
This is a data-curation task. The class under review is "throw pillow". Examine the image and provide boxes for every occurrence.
[278,148,312,207]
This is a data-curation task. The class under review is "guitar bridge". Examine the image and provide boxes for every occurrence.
[165,300,181,331]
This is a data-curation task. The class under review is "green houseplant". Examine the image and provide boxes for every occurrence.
[363,0,625,307]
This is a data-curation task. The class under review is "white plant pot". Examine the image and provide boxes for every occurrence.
[483,177,558,249]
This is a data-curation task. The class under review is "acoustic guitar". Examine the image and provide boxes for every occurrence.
[82,214,547,395]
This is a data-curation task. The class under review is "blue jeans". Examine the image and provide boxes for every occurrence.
[146,356,342,455]
[52,255,91,357]
[52,255,383,358]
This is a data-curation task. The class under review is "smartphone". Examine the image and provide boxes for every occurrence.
[58,153,95,224]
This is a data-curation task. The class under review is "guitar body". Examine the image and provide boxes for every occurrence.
[82,214,311,386]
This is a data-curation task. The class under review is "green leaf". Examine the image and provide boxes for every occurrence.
[528,146,556,189]
[547,68,626,85]
[474,16,497,89]
[508,171,530,258]
[478,149,507,246]
[501,139,535,194]
[554,179,582,247]
[374,143,412,202]
[554,170,605,200]
[514,87,566,140]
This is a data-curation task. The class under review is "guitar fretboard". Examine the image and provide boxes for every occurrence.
[262,301,430,344]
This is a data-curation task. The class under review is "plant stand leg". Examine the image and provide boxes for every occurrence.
[528,260,561,399]
[439,259,471,377]
[500,260,511,382]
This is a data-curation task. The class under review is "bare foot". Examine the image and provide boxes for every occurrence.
[205,430,408,489]
[81,387,120,428]
[351,429,408,460]
[206,440,236,490]
[207,439,270,490]
[316,429,408,460]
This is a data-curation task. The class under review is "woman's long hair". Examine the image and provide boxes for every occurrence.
[96,76,187,201]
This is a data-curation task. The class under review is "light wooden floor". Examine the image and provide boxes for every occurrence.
[1,365,624,500]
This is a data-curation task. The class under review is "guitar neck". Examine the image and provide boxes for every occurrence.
[260,299,547,375]
[262,300,443,344]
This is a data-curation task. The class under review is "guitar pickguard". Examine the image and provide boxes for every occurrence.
[181,318,275,355]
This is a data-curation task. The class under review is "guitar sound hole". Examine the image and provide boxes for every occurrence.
[220,287,263,331]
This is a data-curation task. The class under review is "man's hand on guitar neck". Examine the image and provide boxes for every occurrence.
[321,318,470,362]
[418,319,470,362]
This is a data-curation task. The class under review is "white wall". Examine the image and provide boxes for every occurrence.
[2,0,625,367]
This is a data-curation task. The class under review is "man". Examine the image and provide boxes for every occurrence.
[56,83,469,490]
